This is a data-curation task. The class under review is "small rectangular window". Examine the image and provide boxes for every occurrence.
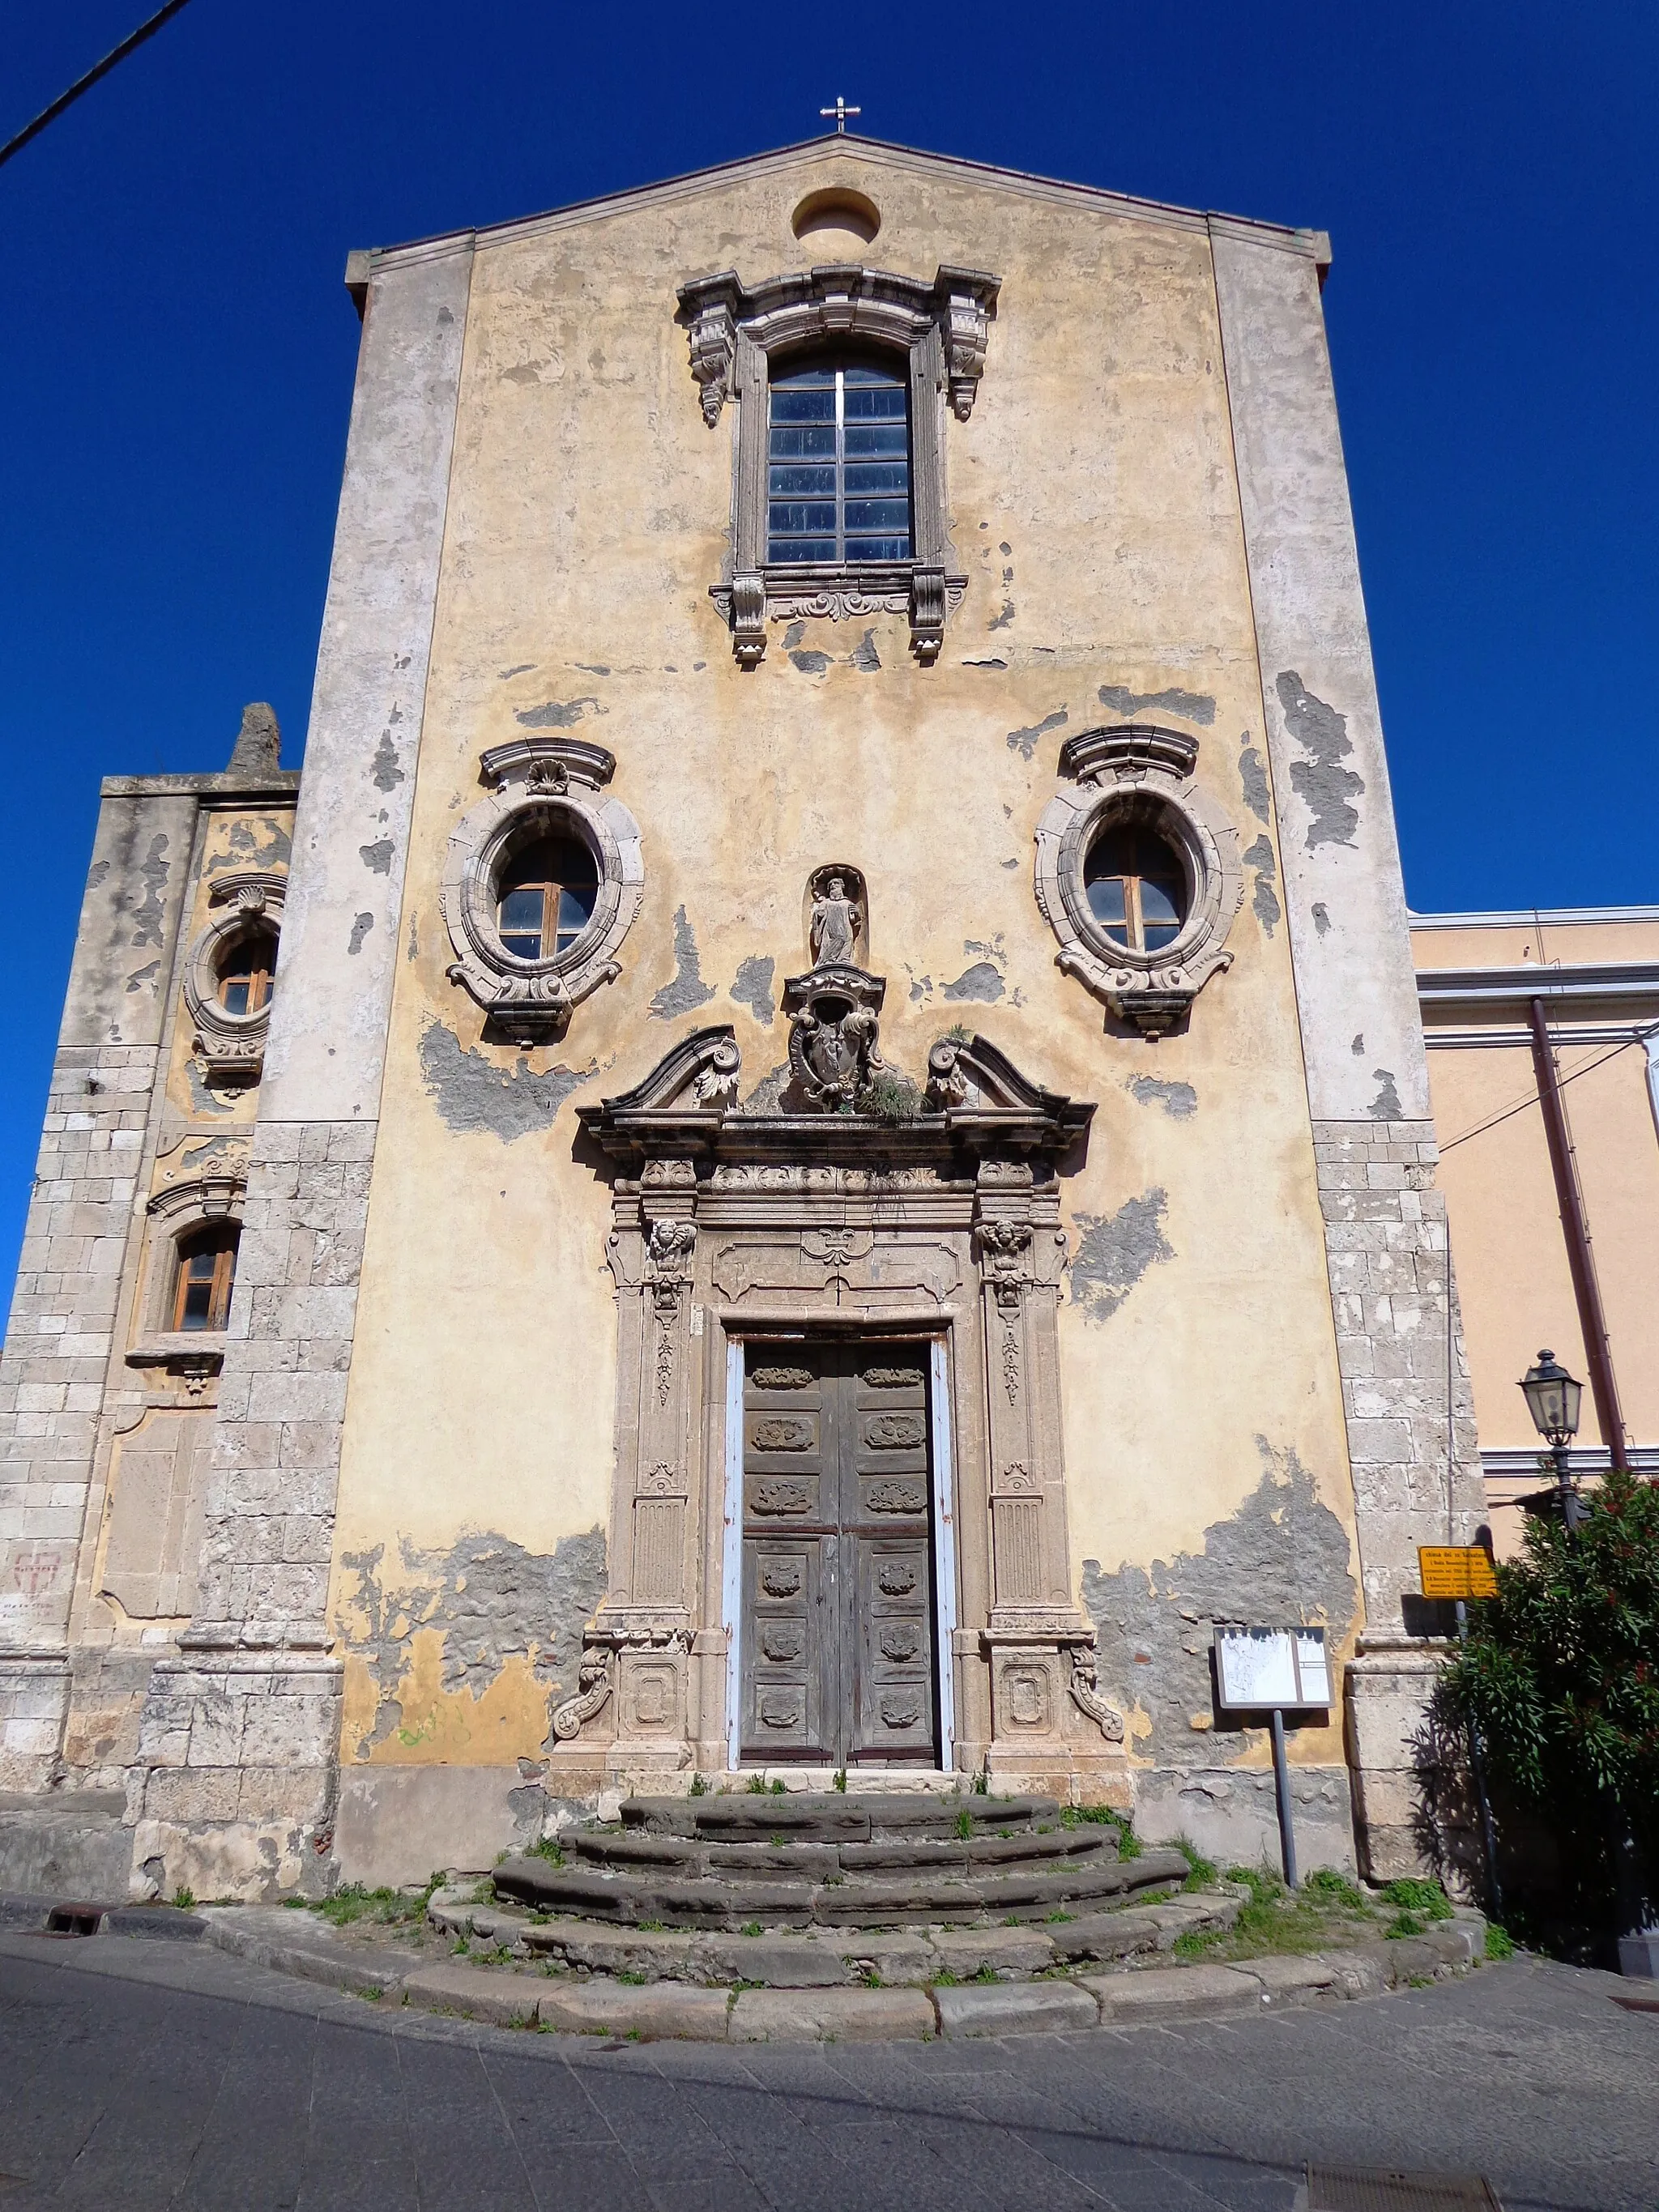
[767,361,911,565]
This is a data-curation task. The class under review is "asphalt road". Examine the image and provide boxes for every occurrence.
[0,1930,1653,2211]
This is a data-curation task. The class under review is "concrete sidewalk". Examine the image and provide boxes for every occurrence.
[0,1929,1654,2210]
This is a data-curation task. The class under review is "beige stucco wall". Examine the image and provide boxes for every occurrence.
[326,150,1360,1784]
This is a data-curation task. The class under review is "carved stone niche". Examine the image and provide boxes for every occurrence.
[677,262,1000,667]
[181,873,286,1085]
[1034,724,1244,1039]
[440,736,644,1046]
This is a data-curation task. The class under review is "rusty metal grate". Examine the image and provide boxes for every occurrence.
[1307,2167,1503,2212]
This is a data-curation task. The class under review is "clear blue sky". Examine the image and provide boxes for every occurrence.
[1,2,1654,1293]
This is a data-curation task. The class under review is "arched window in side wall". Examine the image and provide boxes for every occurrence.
[766,358,912,565]
[172,1223,240,1333]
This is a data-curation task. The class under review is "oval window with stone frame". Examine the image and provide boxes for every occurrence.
[215,928,278,1016]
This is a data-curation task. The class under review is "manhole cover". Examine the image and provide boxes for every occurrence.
[1307,2168,1503,2212]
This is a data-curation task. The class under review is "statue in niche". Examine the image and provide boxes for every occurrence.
[809,875,862,970]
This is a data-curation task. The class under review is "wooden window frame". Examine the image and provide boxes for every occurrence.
[495,836,599,964]
[215,931,276,1018]
[765,356,914,569]
[171,1227,239,1334]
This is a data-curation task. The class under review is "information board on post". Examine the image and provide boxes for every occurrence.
[1418,1546,1498,1600]
[1213,1625,1331,1713]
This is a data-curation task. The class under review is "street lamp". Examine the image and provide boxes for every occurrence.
[1519,1349,1586,1532]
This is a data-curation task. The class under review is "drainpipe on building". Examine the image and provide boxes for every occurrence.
[1529,997,1630,1473]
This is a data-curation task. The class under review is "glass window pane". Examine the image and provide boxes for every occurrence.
[1140,878,1183,931]
[501,931,542,960]
[768,424,836,458]
[770,501,838,535]
[769,466,838,496]
[846,535,911,561]
[1087,878,1130,940]
[769,538,838,562]
[557,884,595,935]
[499,886,544,933]
[221,978,250,1016]
[770,387,837,422]
[844,422,908,457]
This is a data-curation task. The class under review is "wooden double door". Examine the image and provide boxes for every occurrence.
[740,1338,939,1767]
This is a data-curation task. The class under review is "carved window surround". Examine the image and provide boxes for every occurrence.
[127,1171,246,1394]
[181,872,285,1085]
[678,262,1000,667]
[1034,724,1245,1038]
[440,736,644,1046]
[559,1025,1126,1792]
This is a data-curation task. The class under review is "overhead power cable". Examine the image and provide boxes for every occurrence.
[1440,1022,1659,1153]
[0,0,195,174]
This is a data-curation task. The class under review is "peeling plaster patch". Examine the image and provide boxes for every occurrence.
[739,1062,791,1116]
[1070,1190,1172,1323]
[574,663,611,677]
[206,819,292,876]
[1238,741,1271,823]
[182,1059,235,1118]
[515,697,605,728]
[1000,858,1019,871]
[125,959,160,995]
[407,912,419,963]
[650,907,717,1021]
[130,836,170,947]
[988,600,1015,631]
[340,1528,608,1755]
[962,656,1008,669]
[1368,1068,1403,1119]
[1006,709,1068,761]
[1081,1440,1356,1767]
[498,663,536,678]
[1311,902,1332,938]
[87,860,110,891]
[1275,673,1363,849]
[359,839,394,875]
[1242,834,1280,936]
[372,732,405,791]
[1128,1075,1196,1120]
[1351,1034,1365,1057]
[942,962,1004,1004]
[731,955,776,1025]
[1097,684,1217,727]
[419,1020,596,1140]
[906,970,934,1004]
[788,650,830,676]
[848,629,881,672]
[782,622,806,650]
[348,913,374,956]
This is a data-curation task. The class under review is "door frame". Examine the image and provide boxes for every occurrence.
[723,1327,959,1774]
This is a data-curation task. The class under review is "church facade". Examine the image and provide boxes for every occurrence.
[0,138,1486,1902]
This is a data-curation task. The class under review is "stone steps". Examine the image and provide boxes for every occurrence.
[493,1792,1187,1932]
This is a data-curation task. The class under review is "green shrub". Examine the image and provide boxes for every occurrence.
[528,1836,564,1865]
[1386,1911,1427,1939]
[1176,1839,1218,1890]
[1303,1867,1369,1911]
[1485,1923,1516,1961]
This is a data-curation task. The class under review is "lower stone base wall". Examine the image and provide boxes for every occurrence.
[1132,1765,1358,1877]
[0,1653,70,1789]
[1346,1639,1480,1891]
[335,1765,557,1888]
[0,1786,130,1897]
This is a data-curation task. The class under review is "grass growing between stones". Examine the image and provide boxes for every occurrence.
[1171,1865,1383,1963]
[313,1874,445,1930]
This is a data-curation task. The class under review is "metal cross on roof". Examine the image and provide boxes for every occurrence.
[819,96,860,134]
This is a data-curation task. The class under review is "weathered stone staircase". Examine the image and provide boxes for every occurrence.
[495,1792,1190,1932]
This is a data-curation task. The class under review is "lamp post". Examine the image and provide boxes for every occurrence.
[1519,1349,1586,1532]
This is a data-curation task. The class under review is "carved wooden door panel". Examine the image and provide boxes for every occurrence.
[741,1341,937,1768]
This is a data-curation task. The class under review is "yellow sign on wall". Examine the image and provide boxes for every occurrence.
[1418,1545,1499,1600]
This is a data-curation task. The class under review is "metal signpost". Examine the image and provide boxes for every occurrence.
[1213,1626,1332,1889]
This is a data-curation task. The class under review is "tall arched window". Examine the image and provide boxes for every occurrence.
[766,358,911,565]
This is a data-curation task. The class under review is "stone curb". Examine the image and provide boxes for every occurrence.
[198,1922,1481,2043]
